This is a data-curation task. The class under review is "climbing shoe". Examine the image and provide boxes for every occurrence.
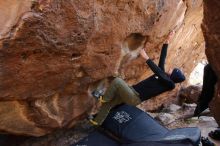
[201,137,215,146]
[87,115,98,126]
[89,119,98,126]
[209,129,220,141]
[92,89,104,100]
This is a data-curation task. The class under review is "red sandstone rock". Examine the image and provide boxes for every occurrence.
[202,0,220,126]
[0,0,205,136]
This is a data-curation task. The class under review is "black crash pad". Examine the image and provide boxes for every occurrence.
[73,104,201,146]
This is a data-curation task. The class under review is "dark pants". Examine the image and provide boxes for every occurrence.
[197,64,217,105]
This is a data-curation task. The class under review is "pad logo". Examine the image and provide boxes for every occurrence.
[113,111,132,124]
[163,135,186,140]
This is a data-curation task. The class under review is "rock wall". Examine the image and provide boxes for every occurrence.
[202,0,220,126]
[0,0,204,136]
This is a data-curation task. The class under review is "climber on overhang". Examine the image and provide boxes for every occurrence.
[88,30,186,126]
